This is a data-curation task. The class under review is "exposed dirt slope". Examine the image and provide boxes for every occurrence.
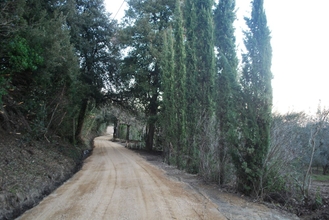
[17,135,226,220]
[0,133,81,220]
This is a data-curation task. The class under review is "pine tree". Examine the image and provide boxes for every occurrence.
[233,0,272,195]
[214,0,239,185]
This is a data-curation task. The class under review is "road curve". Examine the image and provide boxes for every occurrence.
[17,135,226,220]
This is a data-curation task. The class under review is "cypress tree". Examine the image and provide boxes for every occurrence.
[194,0,216,178]
[160,0,187,168]
[194,0,216,113]
[173,0,187,169]
[160,28,175,164]
[214,0,239,185]
[184,0,216,175]
[233,0,272,196]
[184,0,199,172]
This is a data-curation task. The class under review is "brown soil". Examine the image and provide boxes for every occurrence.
[129,144,329,220]
[131,148,300,220]
[0,132,82,220]
[1,129,328,219]
[297,181,329,219]
[135,148,329,220]
[17,135,226,219]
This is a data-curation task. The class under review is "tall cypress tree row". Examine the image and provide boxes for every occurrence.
[214,0,239,185]
[195,0,216,179]
[233,0,272,195]
[184,0,199,173]
[172,0,187,169]
[184,0,216,175]
[160,28,175,164]
[194,0,216,113]
[160,0,187,168]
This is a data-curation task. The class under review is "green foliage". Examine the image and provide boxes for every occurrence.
[187,0,216,177]
[183,0,217,175]
[172,0,187,169]
[264,168,287,193]
[182,0,201,173]
[160,0,188,168]
[233,0,273,196]
[0,0,26,38]
[160,28,176,161]
[64,0,119,141]
[0,35,43,105]
[0,81,7,106]
[0,0,120,150]
[121,0,175,150]
[214,0,239,185]
[8,36,43,73]
[67,0,118,102]
[193,0,216,112]
[315,187,323,206]
[16,2,83,137]
[312,174,329,182]
[0,0,90,142]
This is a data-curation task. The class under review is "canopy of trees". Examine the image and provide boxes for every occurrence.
[0,0,118,143]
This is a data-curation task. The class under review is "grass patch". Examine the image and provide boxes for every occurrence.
[313,174,329,182]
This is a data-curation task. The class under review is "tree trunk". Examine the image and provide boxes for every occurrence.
[219,132,227,185]
[323,164,329,175]
[145,123,155,151]
[116,121,120,139]
[145,91,158,151]
[75,98,88,143]
[163,142,171,165]
[126,124,130,141]
[113,119,118,139]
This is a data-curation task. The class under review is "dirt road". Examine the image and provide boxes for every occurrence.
[17,135,226,220]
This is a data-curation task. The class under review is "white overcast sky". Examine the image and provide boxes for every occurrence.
[105,0,329,115]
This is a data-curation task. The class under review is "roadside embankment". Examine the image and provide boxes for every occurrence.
[0,133,92,220]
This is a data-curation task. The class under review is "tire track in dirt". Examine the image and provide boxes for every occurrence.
[17,135,226,220]
[103,143,149,219]
[136,159,210,219]
[117,148,149,219]
[117,145,176,219]
[135,160,180,219]
[88,138,118,219]
[102,143,118,218]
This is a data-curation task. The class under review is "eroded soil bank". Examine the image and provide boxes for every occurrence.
[0,133,88,220]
